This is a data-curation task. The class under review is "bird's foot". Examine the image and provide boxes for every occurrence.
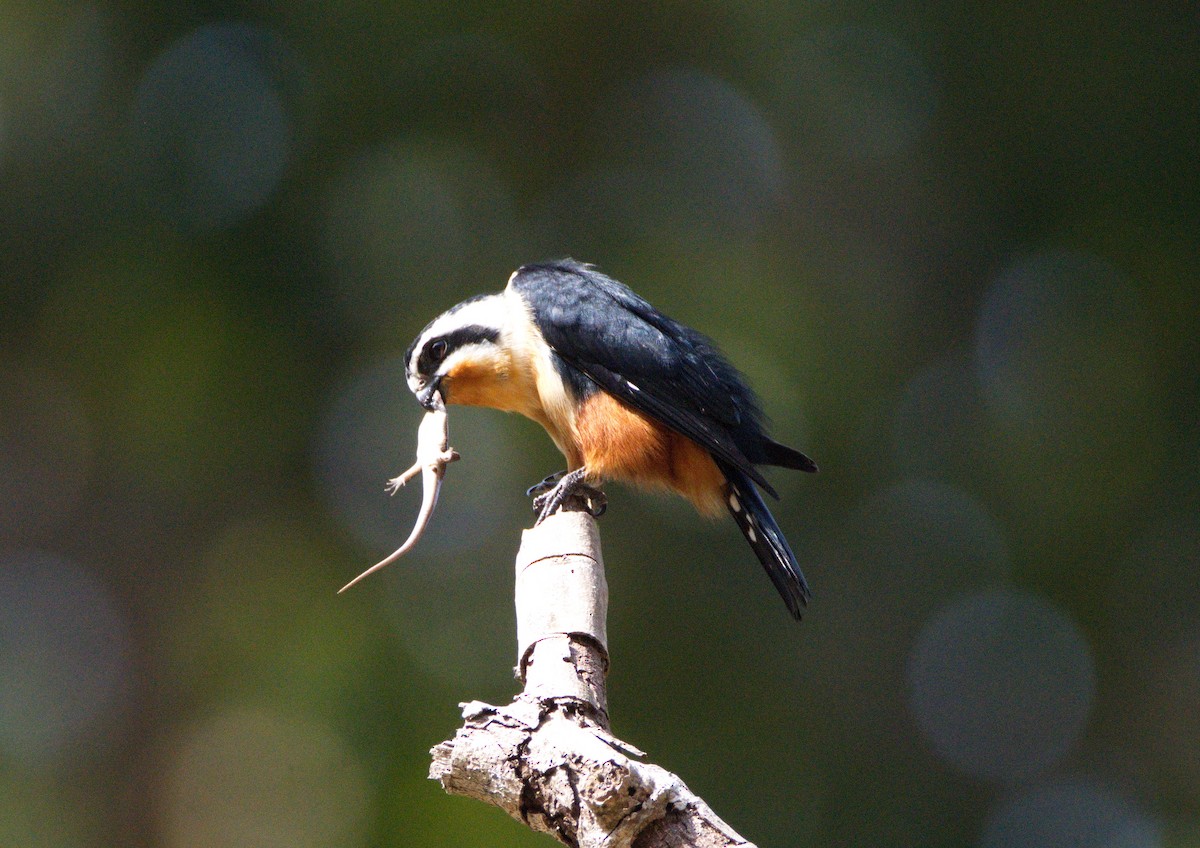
[529,468,607,524]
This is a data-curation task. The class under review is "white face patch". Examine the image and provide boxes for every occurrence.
[409,295,506,378]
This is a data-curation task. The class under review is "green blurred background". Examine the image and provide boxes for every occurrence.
[1,2,1196,846]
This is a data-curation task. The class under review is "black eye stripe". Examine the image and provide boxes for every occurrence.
[416,325,500,376]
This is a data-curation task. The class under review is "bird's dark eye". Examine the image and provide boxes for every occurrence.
[429,339,449,363]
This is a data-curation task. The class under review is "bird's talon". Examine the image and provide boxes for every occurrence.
[529,468,607,523]
[584,491,607,517]
[526,471,566,498]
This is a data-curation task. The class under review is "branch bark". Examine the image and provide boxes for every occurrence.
[428,509,758,848]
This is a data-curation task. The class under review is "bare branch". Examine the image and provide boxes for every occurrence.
[429,510,759,848]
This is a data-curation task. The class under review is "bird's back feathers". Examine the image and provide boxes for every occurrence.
[508,259,815,619]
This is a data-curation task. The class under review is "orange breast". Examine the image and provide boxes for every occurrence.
[573,391,726,516]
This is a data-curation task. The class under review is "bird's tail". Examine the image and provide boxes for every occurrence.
[718,461,810,620]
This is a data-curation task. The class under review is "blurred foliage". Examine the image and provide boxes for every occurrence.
[0,1,1196,846]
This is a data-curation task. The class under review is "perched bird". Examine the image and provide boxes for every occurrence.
[405,260,818,619]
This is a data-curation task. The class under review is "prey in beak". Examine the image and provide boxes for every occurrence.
[338,391,459,593]
[415,376,443,411]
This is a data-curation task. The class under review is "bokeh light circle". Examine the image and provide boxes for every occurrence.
[320,144,519,331]
[322,146,465,328]
[0,549,132,765]
[158,705,370,848]
[777,25,938,160]
[982,780,1161,848]
[976,249,1147,419]
[0,772,89,848]
[832,478,1011,621]
[568,67,784,237]
[809,479,1011,698]
[130,22,292,231]
[907,587,1095,784]
[973,248,1165,526]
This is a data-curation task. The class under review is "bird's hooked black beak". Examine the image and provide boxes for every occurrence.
[416,377,444,410]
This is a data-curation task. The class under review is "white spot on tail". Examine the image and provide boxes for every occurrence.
[728,492,741,512]
[746,526,757,543]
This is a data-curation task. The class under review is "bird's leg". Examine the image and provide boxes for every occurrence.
[530,467,607,523]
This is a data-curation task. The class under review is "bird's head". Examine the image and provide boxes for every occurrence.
[405,293,508,410]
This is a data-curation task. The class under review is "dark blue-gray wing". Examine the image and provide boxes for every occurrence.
[511,260,779,494]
